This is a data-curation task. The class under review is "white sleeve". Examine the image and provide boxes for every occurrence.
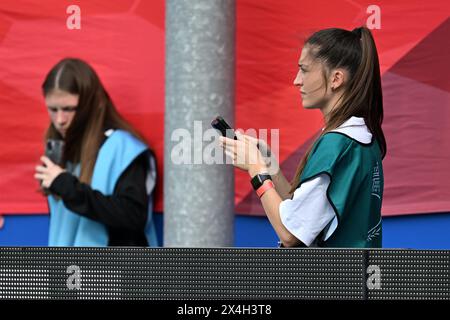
[279,174,336,246]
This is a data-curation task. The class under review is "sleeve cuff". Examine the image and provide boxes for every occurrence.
[49,172,77,198]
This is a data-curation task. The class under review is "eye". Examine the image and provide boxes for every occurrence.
[48,107,57,113]
[62,106,77,113]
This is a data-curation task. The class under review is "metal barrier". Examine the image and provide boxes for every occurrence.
[0,247,448,300]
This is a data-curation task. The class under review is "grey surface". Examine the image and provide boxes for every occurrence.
[164,0,236,246]
[0,247,366,300]
[1,247,449,300]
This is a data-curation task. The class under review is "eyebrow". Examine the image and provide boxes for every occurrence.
[48,105,77,108]
[48,105,78,110]
[298,63,308,68]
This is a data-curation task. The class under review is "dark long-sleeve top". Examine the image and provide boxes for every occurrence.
[49,152,150,246]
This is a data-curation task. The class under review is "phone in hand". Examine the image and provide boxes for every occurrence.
[211,116,237,140]
[211,116,265,154]
[45,139,65,166]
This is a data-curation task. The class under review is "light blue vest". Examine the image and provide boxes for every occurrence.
[48,130,158,247]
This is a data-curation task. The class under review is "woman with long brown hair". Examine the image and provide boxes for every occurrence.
[34,58,158,247]
[220,27,386,248]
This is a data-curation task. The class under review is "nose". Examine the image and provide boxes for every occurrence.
[55,110,68,126]
[293,69,303,87]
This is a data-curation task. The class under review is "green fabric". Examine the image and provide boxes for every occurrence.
[299,132,383,248]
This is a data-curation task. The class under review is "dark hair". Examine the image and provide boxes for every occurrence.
[290,27,387,193]
[42,58,147,184]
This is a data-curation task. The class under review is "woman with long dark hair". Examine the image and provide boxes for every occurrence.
[34,58,158,247]
[220,27,386,248]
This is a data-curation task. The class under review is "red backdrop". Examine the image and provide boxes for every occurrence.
[0,0,449,216]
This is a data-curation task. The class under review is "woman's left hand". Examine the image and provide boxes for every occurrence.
[34,156,65,189]
[219,131,269,177]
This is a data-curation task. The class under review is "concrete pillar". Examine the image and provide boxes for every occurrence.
[164,0,235,246]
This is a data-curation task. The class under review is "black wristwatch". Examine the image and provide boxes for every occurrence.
[251,173,272,191]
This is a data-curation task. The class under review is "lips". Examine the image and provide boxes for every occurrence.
[58,128,67,136]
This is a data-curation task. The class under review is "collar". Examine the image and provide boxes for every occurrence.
[338,116,366,128]
[105,129,115,137]
[330,116,373,144]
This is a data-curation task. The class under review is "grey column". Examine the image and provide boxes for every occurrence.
[164,0,235,246]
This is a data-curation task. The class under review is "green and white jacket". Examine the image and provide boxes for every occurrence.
[280,117,383,248]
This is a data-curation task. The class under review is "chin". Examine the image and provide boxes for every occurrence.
[302,100,321,110]
[302,103,316,109]
[300,97,312,109]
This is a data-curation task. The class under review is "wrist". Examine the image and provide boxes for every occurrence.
[250,172,272,192]
[248,164,269,178]
[49,171,71,197]
[256,180,275,198]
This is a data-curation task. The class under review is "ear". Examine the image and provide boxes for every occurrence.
[329,69,346,91]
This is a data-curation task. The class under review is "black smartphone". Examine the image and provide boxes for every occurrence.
[45,139,65,165]
[211,116,237,140]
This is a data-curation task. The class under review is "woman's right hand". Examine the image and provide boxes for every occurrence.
[34,156,65,189]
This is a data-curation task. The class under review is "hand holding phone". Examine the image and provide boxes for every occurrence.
[45,139,65,166]
[212,116,278,173]
[36,141,65,194]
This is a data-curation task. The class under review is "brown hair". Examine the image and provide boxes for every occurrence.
[42,58,147,184]
[289,27,387,193]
